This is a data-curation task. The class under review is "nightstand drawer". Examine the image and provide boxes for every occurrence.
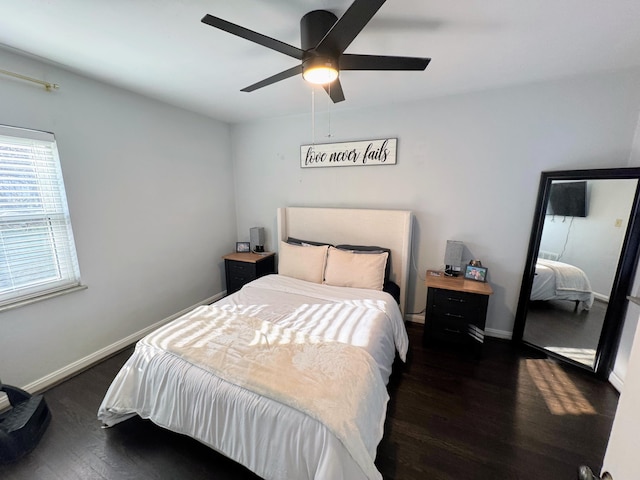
[431,288,481,316]
[430,313,469,344]
[228,272,251,286]
[228,261,254,278]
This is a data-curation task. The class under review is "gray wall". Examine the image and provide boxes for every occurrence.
[0,48,236,388]
[231,68,640,340]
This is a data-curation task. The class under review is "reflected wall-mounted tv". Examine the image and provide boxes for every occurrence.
[547,181,587,217]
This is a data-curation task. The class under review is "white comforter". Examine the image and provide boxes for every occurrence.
[98,274,408,480]
[531,259,594,309]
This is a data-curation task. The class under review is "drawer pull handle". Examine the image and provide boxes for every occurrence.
[444,312,464,319]
[444,327,461,334]
[447,297,466,303]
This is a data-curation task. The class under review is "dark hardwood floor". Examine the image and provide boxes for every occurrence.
[525,299,607,350]
[1,322,619,480]
[524,299,607,366]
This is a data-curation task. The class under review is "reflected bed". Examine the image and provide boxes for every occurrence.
[531,258,594,310]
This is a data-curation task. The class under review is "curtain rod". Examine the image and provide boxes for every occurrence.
[0,68,59,91]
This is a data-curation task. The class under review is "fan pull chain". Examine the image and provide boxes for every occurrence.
[311,85,334,142]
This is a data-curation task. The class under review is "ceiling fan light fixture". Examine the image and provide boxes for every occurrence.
[202,1,430,103]
[302,57,339,85]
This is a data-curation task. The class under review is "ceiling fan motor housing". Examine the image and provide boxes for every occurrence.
[301,10,340,84]
[300,10,338,53]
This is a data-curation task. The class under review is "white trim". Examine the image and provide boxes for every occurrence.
[0,291,226,412]
[485,328,512,340]
[608,370,624,393]
[406,314,425,324]
[593,292,609,303]
[406,315,512,340]
[0,124,54,141]
[0,285,88,313]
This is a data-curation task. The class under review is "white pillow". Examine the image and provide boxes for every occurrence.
[278,241,328,284]
[323,246,388,290]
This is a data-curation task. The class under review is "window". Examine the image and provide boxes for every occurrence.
[0,125,82,309]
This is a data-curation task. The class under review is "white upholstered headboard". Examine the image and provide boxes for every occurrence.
[277,207,413,315]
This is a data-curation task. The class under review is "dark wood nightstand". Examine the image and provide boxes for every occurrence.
[222,252,276,295]
[423,270,493,355]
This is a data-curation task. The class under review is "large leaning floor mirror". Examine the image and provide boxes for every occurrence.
[513,168,640,377]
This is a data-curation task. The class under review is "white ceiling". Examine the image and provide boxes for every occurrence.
[2,0,640,124]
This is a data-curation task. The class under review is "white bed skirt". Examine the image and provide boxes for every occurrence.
[99,342,370,479]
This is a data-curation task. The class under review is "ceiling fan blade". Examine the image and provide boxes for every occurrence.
[316,0,386,54]
[202,14,304,60]
[241,65,303,92]
[340,54,431,71]
[323,79,345,103]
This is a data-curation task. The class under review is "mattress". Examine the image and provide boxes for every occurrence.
[98,274,408,480]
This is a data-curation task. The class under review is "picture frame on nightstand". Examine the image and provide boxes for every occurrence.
[464,264,488,282]
[235,241,250,253]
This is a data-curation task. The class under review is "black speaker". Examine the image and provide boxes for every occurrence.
[250,227,265,253]
[444,240,463,276]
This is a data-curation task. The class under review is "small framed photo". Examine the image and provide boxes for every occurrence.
[235,241,251,253]
[464,264,488,282]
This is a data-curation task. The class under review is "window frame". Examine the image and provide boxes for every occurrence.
[0,125,85,311]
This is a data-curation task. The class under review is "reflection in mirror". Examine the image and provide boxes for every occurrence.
[522,179,637,368]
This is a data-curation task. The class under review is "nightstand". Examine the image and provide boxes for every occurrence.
[423,270,493,355]
[222,252,276,295]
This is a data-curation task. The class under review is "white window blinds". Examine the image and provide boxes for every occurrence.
[0,125,82,308]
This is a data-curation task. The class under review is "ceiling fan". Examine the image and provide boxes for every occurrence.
[201,0,431,103]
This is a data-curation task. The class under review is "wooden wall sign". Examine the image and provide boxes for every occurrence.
[300,138,397,168]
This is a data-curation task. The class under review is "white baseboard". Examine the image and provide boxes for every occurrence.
[405,313,425,324]
[594,292,609,303]
[405,314,512,340]
[0,292,226,412]
[608,371,624,393]
[485,328,512,340]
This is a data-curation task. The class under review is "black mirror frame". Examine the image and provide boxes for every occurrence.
[513,167,640,378]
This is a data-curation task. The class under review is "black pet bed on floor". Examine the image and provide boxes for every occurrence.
[0,381,51,464]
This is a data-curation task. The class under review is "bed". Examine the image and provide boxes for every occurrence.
[98,207,412,480]
[530,258,594,310]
